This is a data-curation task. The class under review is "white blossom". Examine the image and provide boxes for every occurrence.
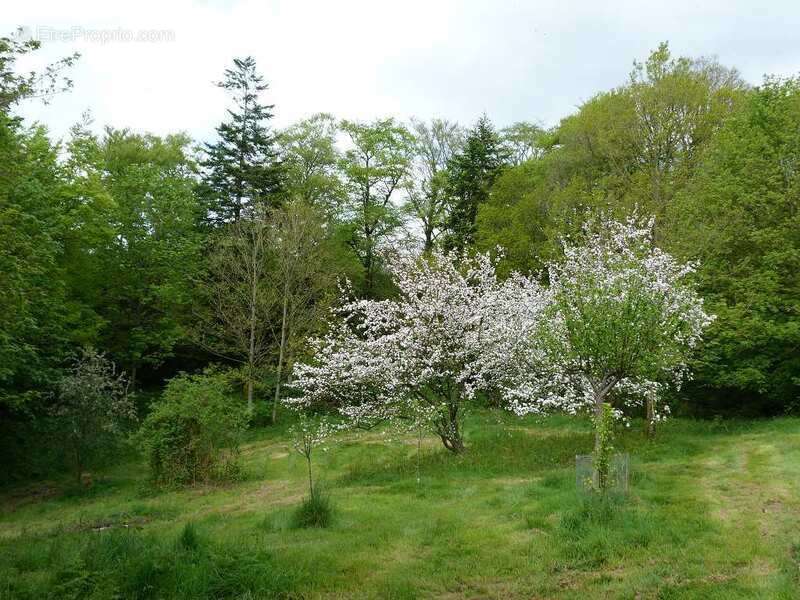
[289,250,529,451]
[497,214,714,418]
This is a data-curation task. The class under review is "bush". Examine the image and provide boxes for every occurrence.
[291,489,334,529]
[138,371,248,486]
[53,348,136,486]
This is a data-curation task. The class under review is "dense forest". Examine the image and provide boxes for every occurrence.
[2,33,799,483]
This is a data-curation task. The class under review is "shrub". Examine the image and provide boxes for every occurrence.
[53,348,136,486]
[139,371,248,486]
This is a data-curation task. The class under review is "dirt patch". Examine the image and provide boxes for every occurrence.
[68,515,152,533]
[0,483,61,513]
[762,499,784,513]
[490,476,535,486]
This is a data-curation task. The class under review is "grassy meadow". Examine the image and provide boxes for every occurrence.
[1,412,800,599]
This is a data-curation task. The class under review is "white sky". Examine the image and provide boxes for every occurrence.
[5,0,800,143]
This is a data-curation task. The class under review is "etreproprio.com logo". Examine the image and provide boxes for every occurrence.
[11,25,176,44]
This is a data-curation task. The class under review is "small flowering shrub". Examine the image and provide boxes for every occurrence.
[291,414,341,498]
[139,371,248,486]
[290,414,341,528]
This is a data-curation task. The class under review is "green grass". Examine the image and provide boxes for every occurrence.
[1,411,799,598]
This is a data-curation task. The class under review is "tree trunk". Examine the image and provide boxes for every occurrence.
[247,234,259,414]
[591,381,616,491]
[306,455,314,499]
[438,390,464,453]
[75,444,83,487]
[416,425,422,486]
[364,245,374,296]
[271,286,289,424]
[440,432,465,453]
[594,396,603,455]
[646,396,656,439]
[423,225,434,253]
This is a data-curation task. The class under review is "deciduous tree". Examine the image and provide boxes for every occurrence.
[289,251,527,452]
[404,118,463,251]
[53,348,135,485]
[266,201,336,423]
[499,216,713,444]
[279,113,344,215]
[339,118,414,296]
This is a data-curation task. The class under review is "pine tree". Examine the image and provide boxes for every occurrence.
[443,115,507,251]
[201,57,283,223]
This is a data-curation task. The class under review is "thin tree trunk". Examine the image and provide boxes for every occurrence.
[364,243,373,296]
[423,225,433,252]
[75,444,83,487]
[306,455,314,498]
[272,285,289,424]
[247,235,258,414]
[594,395,603,455]
[246,377,254,413]
[416,425,422,486]
[646,397,656,439]
[591,380,616,490]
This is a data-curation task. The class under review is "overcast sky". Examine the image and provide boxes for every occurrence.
[5,0,800,143]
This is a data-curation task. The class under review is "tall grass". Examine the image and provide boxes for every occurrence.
[291,489,334,529]
[1,524,298,599]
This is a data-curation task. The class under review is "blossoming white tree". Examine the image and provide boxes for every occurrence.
[290,215,712,472]
[500,215,713,449]
[289,251,525,453]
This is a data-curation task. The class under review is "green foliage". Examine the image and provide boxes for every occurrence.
[57,123,204,384]
[475,43,800,417]
[669,76,800,415]
[444,114,508,251]
[4,32,800,486]
[500,121,546,166]
[54,348,136,485]
[138,371,248,486]
[201,56,284,223]
[405,118,464,250]
[0,116,70,410]
[593,403,615,491]
[279,112,344,213]
[477,42,746,272]
[0,29,79,112]
[339,118,415,296]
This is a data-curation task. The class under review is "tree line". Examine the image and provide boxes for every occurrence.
[1,32,798,481]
